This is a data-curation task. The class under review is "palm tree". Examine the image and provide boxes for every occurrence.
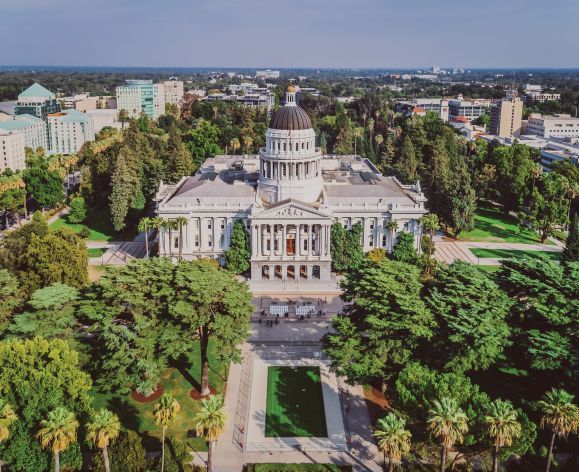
[375,134,384,157]
[87,409,121,472]
[420,214,440,258]
[353,127,364,155]
[367,117,375,148]
[138,217,153,258]
[530,162,543,193]
[485,399,522,472]
[0,400,17,472]
[161,219,178,259]
[386,220,399,252]
[37,407,79,472]
[538,388,579,472]
[151,216,165,256]
[193,394,226,472]
[230,138,240,155]
[427,398,469,472]
[243,136,253,154]
[175,216,188,260]
[373,413,411,472]
[154,393,181,472]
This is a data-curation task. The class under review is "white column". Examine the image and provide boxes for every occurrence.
[257,224,262,256]
[307,224,313,260]
[270,224,274,256]
[252,225,257,256]
[296,224,301,256]
[282,224,287,256]
[212,217,216,252]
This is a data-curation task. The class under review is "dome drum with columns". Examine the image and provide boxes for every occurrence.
[155,86,428,284]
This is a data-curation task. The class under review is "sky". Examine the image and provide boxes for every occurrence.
[0,0,578,69]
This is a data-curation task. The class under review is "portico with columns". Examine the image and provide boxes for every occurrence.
[249,199,332,282]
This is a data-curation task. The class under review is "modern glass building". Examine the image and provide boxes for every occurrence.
[14,83,61,120]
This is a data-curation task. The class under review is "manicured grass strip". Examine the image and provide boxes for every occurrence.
[87,247,107,258]
[470,248,560,261]
[249,464,352,472]
[50,207,116,242]
[476,265,502,273]
[458,205,548,244]
[265,366,327,438]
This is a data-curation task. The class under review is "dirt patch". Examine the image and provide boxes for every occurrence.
[190,386,218,400]
[131,384,164,403]
[363,385,391,426]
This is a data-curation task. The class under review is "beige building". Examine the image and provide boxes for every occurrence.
[163,80,184,106]
[524,113,579,139]
[48,109,95,155]
[0,128,26,172]
[490,93,523,138]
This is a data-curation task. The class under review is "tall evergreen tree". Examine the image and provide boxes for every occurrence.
[396,136,418,182]
[225,219,250,274]
[109,147,137,232]
[562,211,579,263]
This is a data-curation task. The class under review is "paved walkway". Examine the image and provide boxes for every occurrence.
[434,239,562,265]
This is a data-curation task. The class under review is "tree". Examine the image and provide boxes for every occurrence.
[492,143,533,213]
[23,157,64,209]
[225,219,250,274]
[193,395,226,472]
[385,220,399,252]
[87,409,121,472]
[485,399,522,472]
[527,173,570,242]
[447,159,476,236]
[153,393,181,472]
[0,269,21,324]
[118,109,130,129]
[420,214,439,259]
[138,217,153,258]
[79,258,177,395]
[330,223,348,271]
[68,196,87,224]
[0,337,91,471]
[0,399,17,472]
[151,216,165,255]
[425,261,512,372]
[354,127,364,155]
[427,398,469,472]
[323,259,434,388]
[230,138,240,155]
[373,413,411,472]
[397,136,418,182]
[538,389,579,472]
[170,261,253,396]
[175,216,188,261]
[37,407,79,472]
[391,231,417,264]
[162,219,178,259]
[184,119,222,166]
[344,223,365,270]
[91,430,147,472]
[562,211,578,262]
[19,228,88,293]
[0,211,48,275]
[109,147,138,232]
[163,126,194,184]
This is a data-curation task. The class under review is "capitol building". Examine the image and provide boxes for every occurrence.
[156,86,428,283]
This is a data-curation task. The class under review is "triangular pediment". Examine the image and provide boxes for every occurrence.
[252,198,332,219]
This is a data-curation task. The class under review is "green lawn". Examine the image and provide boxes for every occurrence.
[50,207,135,242]
[91,340,227,451]
[470,248,561,261]
[457,205,547,244]
[247,465,352,472]
[476,265,502,273]
[265,366,327,438]
[87,247,107,258]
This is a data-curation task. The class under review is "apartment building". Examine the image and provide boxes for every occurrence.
[0,128,26,172]
[47,109,95,155]
[489,92,523,138]
[524,113,579,139]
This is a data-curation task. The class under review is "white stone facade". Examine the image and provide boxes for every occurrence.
[156,88,428,283]
[0,129,26,172]
[47,109,95,155]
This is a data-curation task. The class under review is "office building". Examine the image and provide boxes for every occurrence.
[256,69,280,79]
[489,92,523,138]
[116,80,165,120]
[448,96,490,123]
[0,128,26,172]
[163,80,184,106]
[524,113,579,139]
[47,109,95,155]
[14,83,61,120]
[85,109,122,133]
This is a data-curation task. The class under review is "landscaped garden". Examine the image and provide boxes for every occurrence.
[91,340,227,451]
[87,247,107,258]
[470,248,561,261]
[457,205,549,244]
[265,366,327,438]
[50,207,135,242]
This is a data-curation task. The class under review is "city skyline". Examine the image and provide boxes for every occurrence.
[1,0,578,68]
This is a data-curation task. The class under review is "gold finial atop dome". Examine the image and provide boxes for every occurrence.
[287,84,296,93]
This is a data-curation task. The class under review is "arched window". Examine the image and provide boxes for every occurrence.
[301,142,305,150]
[295,142,299,151]
[283,142,286,151]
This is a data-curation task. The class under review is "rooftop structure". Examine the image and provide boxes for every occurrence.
[524,113,579,139]
[14,83,61,120]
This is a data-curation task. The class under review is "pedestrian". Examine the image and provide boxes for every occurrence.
[259,318,262,324]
